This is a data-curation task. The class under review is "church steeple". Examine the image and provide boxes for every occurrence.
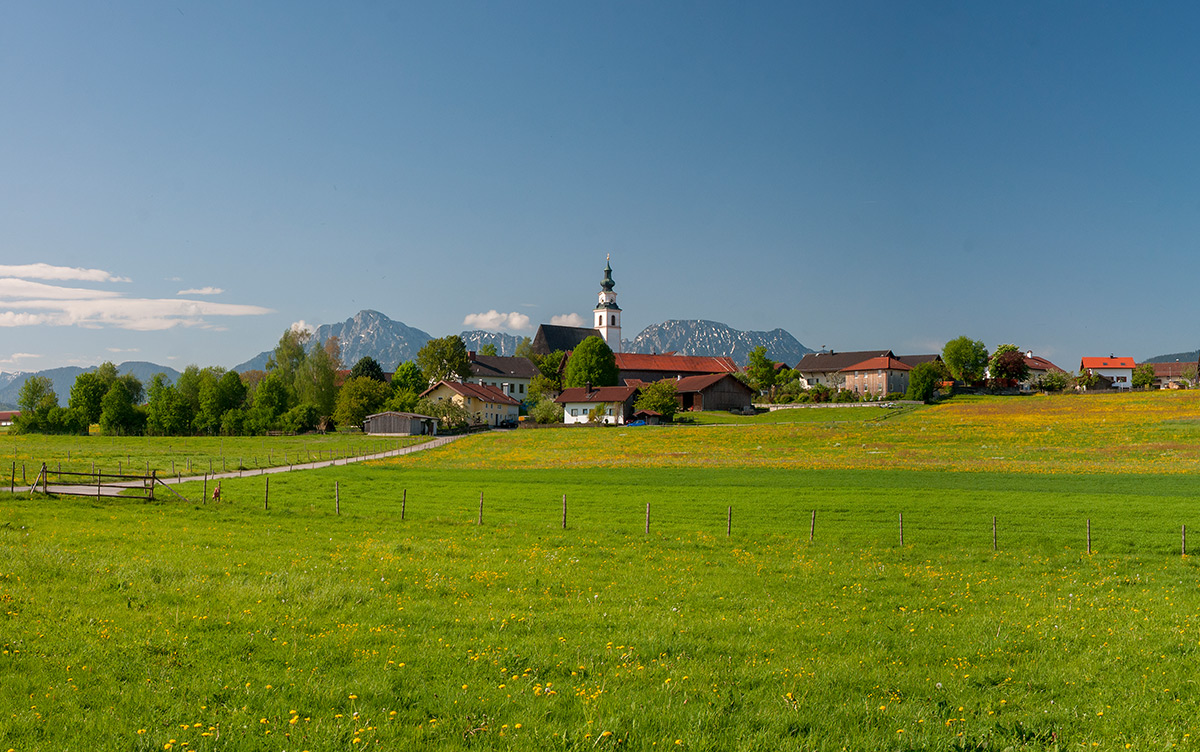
[594,255,622,352]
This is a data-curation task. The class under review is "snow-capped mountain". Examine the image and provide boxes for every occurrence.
[458,330,523,356]
[625,320,812,366]
[235,310,434,372]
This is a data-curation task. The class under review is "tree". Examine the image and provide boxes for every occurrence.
[528,374,560,404]
[744,346,777,396]
[906,361,947,403]
[333,376,390,429]
[634,380,679,422]
[529,397,563,424]
[99,380,139,435]
[417,335,472,384]
[943,336,989,384]
[479,343,498,357]
[988,344,1030,387]
[295,338,340,419]
[562,336,618,388]
[391,361,427,395]
[1132,363,1156,389]
[415,396,470,431]
[536,350,566,380]
[196,369,246,435]
[145,374,190,435]
[12,376,58,433]
[1034,370,1070,393]
[68,371,108,426]
[514,337,535,361]
[267,328,310,385]
[349,356,387,383]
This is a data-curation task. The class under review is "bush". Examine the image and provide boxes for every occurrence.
[529,398,564,424]
[885,392,905,401]
[834,389,860,403]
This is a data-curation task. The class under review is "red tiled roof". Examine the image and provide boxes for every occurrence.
[1080,356,1135,370]
[613,353,738,374]
[1151,362,1194,378]
[674,373,753,392]
[840,356,912,373]
[555,385,640,404]
[1024,354,1065,373]
[420,381,520,405]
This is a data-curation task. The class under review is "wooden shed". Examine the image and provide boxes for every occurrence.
[674,373,756,412]
[363,411,438,436]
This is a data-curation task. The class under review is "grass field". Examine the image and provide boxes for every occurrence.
[4,392,1200,750]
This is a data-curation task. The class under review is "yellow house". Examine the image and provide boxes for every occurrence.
[419,381,521,427]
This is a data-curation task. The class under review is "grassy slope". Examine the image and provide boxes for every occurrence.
[4,393,1200,750]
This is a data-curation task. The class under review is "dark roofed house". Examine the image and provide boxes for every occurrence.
[555,384,641,425]
[1149,361,1196,389]
[673,373,756,412]
[466,352,541,401]
[840,355,912,397]
[895,354,942,368]
[363,411,438,436]
[532,324,602,356]
[795,350,894,389]
[612,352,739,384]
[1022,352,1067,391]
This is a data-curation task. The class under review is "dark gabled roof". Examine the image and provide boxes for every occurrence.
[555,385,640,404]
[840,356,912,373]
[1025,354,1066,373]
[419,380,521,406]
[895,354,942,367]
[673,373,754,394]
[365,411,435,421]
[1151,362,1193,378]
[613,353,739,374]
[468,354,540,379]
[796,350,894,373]
[532,324,601,355]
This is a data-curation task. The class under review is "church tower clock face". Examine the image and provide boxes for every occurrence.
[594,255,621,352]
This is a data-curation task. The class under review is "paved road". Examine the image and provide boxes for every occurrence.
[13,434,464,498]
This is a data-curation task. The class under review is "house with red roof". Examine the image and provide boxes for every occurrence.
[840,355,912,398]
[419,381,521,427]
[612,352,739,384]
[672,373,755,412]
[1021,351,1067,392]
[1149,361,1197,389]
[1079,356,1135,390]
[555,384,641,425]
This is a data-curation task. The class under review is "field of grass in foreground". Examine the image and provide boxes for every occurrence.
[6,393,1200,750]
[5,458,1200,750]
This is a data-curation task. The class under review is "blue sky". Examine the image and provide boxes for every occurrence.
[3,2,1199,372]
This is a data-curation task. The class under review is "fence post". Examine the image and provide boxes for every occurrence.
[562,494,567,530]
[899,512,904,547]
[1183,524,1187,557]
[401,489,406,521]
[1087,518,1091,554]
[41,463,48,495]
[810,510,816,543]
[10,462,13,494]
[149,470,156,501]
[645,503,651,536]
[726,506,732,537]
[993,516,997,552]
[203,474,208,503]
[336,482,340,515]
[477,491,484,525]
[264,476,269,511]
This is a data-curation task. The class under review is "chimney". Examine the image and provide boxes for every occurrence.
[585,381,593,394]
[468,351,477,361]
[1026,350,1033,358]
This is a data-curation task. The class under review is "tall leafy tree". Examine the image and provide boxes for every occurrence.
[12,376,57,433]
[943,336,990,384]
[68,371,108,425]
[744,346,778,395]
[349,356,387,383]
[391,361,427,395]
[1132,363,1156,389]
[99,380,139,436]
[563,336,618,388]
[478,343,498,357]
[145,374,190,435]
[514,337,535,361]
[333,376,390,429]
[417,335,471,384]
[905,361,948,402]
[988,344,1030,386]
[634,381,678,422]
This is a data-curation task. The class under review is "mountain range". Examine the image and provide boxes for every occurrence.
[1,310,814,408]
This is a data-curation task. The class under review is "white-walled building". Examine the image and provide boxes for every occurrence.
[1079,356,1135,390]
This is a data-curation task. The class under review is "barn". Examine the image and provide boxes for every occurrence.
[363,411,438,436]
[674,373,756,412]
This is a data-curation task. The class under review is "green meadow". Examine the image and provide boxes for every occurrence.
[4,394,1200,750]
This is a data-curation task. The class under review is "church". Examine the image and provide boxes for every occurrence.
[531,256,622,356]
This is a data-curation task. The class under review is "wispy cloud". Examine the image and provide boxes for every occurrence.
[463,310,532,331]
[0,263,129,283]
[290,320,315,335]
[0,352,42,367]
[106,347,141,354]
[0,264,272,330]
[550,313,585,327]
[177,286,224,296]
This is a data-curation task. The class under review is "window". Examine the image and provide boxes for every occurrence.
[519,384,525,394]
[571,408,578,416]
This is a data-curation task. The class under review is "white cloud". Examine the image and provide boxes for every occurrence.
[0,263,129,283]
[290,320,315,335]
[0,266,272,331]
[0,352,41,367]
[550,313,585,327]
[178,286,224,296]
[462,310,533,331]
[0,298,273,331]
[106,347,141,354]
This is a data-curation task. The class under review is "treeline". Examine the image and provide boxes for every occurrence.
[10,330,480,436]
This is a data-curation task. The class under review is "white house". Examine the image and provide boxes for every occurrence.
[465,353,540,401]
[555,385,640,425]
[1079,356,1135,390]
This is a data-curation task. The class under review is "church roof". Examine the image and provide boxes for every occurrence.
[532,324,601,355]
[468,354,540,379]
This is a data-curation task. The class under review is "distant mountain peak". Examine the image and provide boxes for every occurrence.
[627,320,812,365]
